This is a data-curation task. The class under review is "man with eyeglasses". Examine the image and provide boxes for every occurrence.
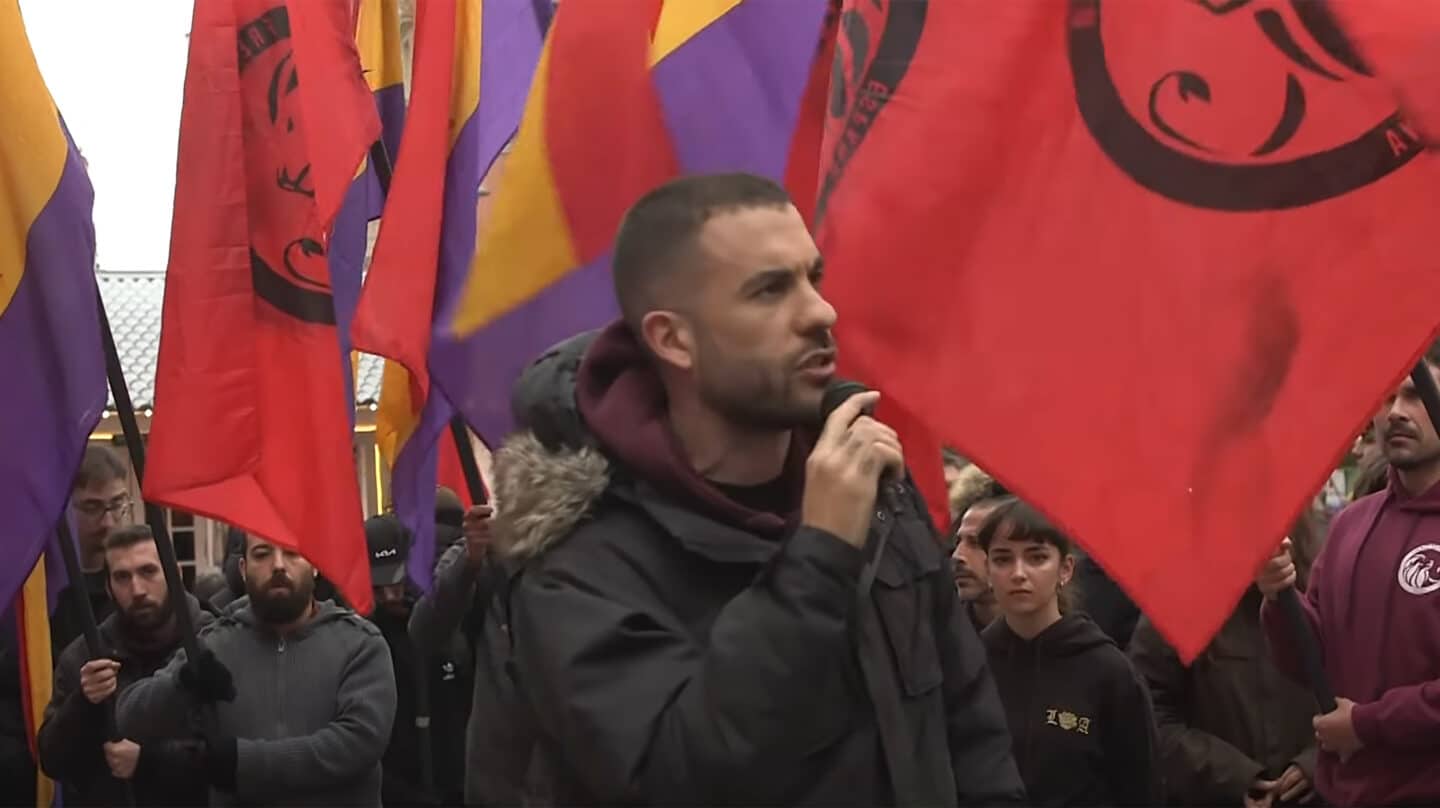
[53,445,134,654]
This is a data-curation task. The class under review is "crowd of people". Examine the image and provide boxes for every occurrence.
[1,172,1437,806]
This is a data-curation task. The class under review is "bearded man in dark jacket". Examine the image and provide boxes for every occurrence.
[488,173,1024,806]
[39,526,214,806]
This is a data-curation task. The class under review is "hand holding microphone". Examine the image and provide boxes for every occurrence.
[802,381,905,548]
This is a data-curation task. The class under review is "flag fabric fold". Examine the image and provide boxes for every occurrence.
[816,0,1440,660]
[145,0,380,613]
[435,0,830,448]
[0,0,105,614]
[1326,0,1440,142]
[358,0,408,207]
[332,0,409,413]
[355,0,545,587]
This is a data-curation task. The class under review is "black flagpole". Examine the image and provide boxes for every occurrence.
[96,292,201,665]
[54,516,136,805]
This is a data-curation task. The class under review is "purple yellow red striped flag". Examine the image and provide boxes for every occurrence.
[0,0,106,615]
[359,0,408,211]
[333,0,409,413]
[432,0,829,445]
[356,0,546,586]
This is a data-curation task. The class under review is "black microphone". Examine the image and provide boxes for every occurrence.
[821,379,907,598]
[821,379,906,516]
[820,379,873,422]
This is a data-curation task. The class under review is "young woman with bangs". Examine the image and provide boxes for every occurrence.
[978,497,1162,807]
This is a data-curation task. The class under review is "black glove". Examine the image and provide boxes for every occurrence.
[203,734,238,791]
[177,648,236,703]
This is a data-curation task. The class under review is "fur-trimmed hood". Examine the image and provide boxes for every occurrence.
[492,432,610,562]
[490,321,804,562]
[490,328,606,562]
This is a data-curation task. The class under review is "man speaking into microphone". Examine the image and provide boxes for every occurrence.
[487,173,1023,806]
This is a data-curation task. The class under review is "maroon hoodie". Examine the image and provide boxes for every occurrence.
[1262,470,1440,807]
[574,321,811,535]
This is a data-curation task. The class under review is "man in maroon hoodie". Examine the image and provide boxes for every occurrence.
[1257,340,1440,807]
[487,173,1023,806]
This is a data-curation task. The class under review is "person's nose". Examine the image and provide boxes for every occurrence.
[798,280,837,333]
[134,576,161,602]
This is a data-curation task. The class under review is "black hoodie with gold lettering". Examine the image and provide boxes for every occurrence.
[982,613,1162,807]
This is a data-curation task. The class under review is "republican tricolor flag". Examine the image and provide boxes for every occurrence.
[0,5,104,804]
[331,0,409,415]
[353,0,546,587]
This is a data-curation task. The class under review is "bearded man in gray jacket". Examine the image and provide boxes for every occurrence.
[117,535,396,806]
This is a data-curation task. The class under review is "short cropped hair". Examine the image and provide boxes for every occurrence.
[102,524,154,553]
[611,172,794,331]
[74,444,128,491]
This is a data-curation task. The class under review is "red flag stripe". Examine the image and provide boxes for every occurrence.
[350,0,458,395]
[542,0,677,262]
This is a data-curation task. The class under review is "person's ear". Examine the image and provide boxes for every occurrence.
[640,310,697,372]
[1059,553,1076,587]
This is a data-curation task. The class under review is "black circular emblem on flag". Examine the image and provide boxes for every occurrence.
[237,6,337,326]
[815,0,927,222]
[1067,0,1425,211]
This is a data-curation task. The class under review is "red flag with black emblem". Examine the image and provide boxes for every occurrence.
[146,0,380,613]
[818,0,1440,660]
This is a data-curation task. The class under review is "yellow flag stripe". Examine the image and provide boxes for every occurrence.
[357,0,406,91]
[450,0,483,150]
[450,34,578,336]
[0,0,70,314]
[20,556,54,808]
[650,0,742,65]
[376,359,418,468]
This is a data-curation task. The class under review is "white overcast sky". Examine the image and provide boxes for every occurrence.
[22,0,192,271]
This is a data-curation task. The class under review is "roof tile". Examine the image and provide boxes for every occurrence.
[97,271,384,411]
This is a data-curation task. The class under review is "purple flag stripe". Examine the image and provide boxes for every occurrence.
[364,83,408,220]
[0,145,105,608]
[335,81,407,418]
[650,0,826,177]
[395,386,452,589]
[397,1,546,590]
[433,253,618,447]
[392,96,486,591]
[330,176,369,419]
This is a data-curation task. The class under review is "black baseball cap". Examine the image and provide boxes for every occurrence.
[365,514,411,587]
